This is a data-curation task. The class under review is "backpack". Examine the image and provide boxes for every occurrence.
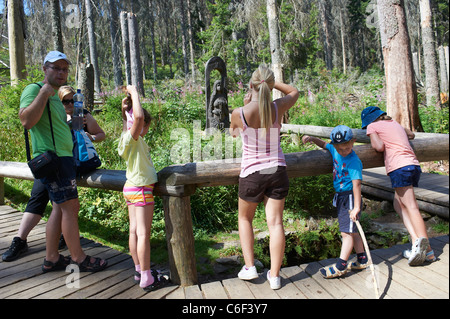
[72,129,102,175]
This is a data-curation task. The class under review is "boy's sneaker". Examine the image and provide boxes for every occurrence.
[238,265,258,280]
[266,270,281,290]
[408,237,429,266]
[2,237,28,262]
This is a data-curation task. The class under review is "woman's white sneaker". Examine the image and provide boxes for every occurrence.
[238,265,258,280]
[266,270,281,290]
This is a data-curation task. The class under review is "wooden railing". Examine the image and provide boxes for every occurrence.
[1,127,448,286]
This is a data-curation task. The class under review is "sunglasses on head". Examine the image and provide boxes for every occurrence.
[62,99,74,105]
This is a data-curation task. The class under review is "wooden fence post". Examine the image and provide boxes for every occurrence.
[162,185,197,286]
[0,177,4,205]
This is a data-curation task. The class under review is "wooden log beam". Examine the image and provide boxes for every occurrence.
[280,124,447,143]
[0,162,195,198]
[158,135,449,187]
[1,135,447,189]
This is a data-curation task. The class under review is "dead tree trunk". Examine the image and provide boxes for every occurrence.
[186,0,196,82]
[438,46,448,93]
[128,12,145,96]
[50,0,64,52]
[147,0,158,81]
[377,0,423,131]
[108,0,123,88]
[7,0,27,85]
[85,0,101,93]
[78,63,95,111]
[318,0,333,71]
[120,11,132,85]
[178,0,190,78]
[419,0,441,108]
[266,0,284,101]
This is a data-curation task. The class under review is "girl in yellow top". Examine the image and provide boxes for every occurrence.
[118,85,167,291]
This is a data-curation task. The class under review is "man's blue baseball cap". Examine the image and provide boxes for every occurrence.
[361,106,386,129]
[44,51,71,65]
[330,125,353,144]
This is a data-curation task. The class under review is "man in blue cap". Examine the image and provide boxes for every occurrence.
[302,125,368,278]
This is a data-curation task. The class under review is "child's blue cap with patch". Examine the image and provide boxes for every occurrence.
[330,125,353,144]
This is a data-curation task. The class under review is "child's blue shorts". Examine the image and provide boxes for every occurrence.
[334,190,361,234]
[388,165,421,189]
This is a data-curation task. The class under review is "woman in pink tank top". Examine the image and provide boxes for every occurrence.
[230,65,299,289]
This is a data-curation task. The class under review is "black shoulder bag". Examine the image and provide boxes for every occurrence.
[25,83,59,179]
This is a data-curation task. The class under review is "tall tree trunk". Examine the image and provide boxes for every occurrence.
[438,46,449,93]
[147,0,158,81]
[339,8,346,74]
[85,0,101,93]
[377,0,423,131]
[7,0,27,85]
[128,12,145,96]
[120,11,132,85]
[50,0,64,52]
[318,0,333,70]
[178,0,189,78]
[412,51,422,85]
[186,0,196,82]
[78,63,95,111]
[108,0,123,88]
[419,0,441,108]
[266,0,284,101]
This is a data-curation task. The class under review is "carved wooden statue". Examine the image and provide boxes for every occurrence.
[205,57,229,132]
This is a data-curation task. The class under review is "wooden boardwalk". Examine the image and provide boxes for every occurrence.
[0,204,448,299]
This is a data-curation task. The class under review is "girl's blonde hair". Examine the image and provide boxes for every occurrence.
[58,85,76,101]
[250,65,275,130]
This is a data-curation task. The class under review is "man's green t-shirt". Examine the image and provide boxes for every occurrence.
[20,82,73,158]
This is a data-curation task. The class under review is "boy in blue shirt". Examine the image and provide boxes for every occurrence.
[302,125,368,278]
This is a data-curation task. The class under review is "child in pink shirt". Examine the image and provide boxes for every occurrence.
[361,106,435,266]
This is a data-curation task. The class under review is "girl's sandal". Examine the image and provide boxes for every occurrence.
[320,264,348,279]
[142,269,170,292]
[134,271,141,284]
[72,255,108,272]
[42,254,71,273]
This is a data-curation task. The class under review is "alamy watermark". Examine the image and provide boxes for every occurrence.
[65,264,80,289]
[65,4,81,29]
[170,120,282,174]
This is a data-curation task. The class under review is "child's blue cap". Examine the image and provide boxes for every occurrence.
[361,106,386,129]
[330,125,353,144]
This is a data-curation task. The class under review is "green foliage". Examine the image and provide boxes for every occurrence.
[419,104,449,134]
[289,66,385,129]
[285,175,335,216]
[255,219,342,267]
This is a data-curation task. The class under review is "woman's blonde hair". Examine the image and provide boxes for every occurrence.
[250,65,275,130]
[58,85,76,101]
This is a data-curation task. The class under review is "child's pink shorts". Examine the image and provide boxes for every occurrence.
[123,182,155,206]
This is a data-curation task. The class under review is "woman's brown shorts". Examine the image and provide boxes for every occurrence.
[238,166,289,203]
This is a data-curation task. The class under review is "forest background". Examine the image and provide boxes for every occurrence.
[0,0,449,273]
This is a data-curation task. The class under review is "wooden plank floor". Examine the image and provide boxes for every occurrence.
[1,204,448,299]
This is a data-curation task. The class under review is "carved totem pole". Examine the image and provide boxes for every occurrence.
[205,57,229,133]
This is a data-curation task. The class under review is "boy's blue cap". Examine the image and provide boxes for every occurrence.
[330,125,353,144]
[361,106,386,129]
